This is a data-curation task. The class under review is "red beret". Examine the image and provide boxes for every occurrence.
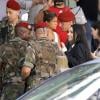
[35,22,47,29]
[7,0,21,10]
[58,11,75,22]
[16,22,32,30]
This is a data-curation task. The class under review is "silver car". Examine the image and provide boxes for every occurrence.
[17,59,100,100]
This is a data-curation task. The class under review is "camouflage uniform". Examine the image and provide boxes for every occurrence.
[0,37,28,100]
[24,37,68,91]
[0,17,19,44]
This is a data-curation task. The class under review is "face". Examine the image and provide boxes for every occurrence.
[61,21,73,32]
[68,27,74,42]
[47,17,58,30]
[17,27,30,40]
[91,27,99,40]
[6,8,20,23]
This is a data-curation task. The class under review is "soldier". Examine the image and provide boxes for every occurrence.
[21,22,69,91]
[0,0,21,44]
[0,21,33,100]
[0,43,26,100]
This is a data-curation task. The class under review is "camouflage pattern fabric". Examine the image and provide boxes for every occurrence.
[25,37,68,91]
[0,37,28,100]
[0,17,18,44]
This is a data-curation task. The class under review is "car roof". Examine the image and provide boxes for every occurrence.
[17,59,100,100]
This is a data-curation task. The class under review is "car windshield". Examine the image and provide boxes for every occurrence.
[17,59,100,100]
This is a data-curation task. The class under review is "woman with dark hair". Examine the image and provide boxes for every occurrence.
[43,11,61,48]
[35,11,58,43]
[66,24,93,67]
[66,26,74,51]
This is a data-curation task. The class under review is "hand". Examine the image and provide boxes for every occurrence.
[21,66,31,79]
[91,52,98,59]
[61,42,67,52]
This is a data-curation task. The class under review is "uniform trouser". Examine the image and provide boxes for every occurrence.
[0,82,25,100]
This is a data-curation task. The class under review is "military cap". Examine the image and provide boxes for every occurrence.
[7,0,21,10]
[16,21,32,30]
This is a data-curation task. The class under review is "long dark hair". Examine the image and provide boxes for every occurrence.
[72,24,93,60]
[73,24,88,48]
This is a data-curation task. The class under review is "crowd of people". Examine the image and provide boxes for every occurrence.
[0,0,100,99]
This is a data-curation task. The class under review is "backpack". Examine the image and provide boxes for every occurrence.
[29,38,58,78]
[26,39,69,91]
[30,38,69,76]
